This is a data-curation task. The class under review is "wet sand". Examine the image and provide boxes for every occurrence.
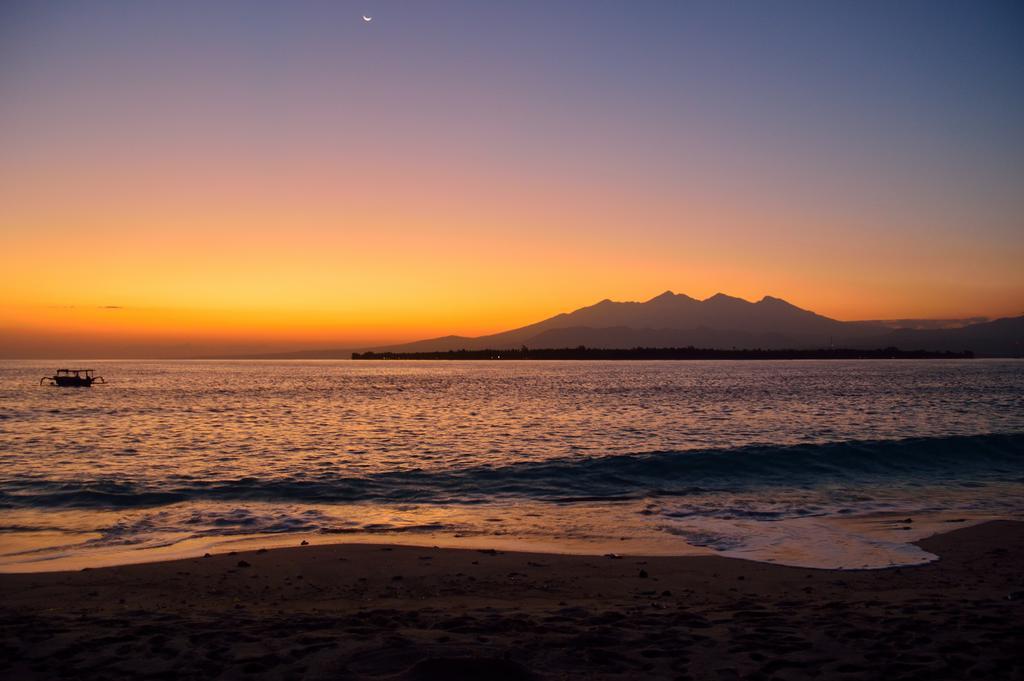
[1,520,1022,680]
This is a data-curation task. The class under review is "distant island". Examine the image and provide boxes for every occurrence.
[352,346,974,361]
[200,291,1022,360]
[357,291,1019,358]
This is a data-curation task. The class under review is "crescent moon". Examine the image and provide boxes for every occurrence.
[362,15,372,22]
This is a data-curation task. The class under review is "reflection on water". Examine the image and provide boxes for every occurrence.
[1,359,1022,571]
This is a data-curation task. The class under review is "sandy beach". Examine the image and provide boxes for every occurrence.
[1,520,1021,680]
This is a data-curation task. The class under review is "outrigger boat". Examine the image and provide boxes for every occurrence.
[40,369,106,387]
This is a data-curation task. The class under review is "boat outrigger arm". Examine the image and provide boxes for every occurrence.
[41,369,106,387]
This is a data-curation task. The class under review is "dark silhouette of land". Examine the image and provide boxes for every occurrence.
[352,346,974,360]
[208,292,1022,359]
[362,292,1021,356]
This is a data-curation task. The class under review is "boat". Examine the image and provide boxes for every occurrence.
[40,369,106,387]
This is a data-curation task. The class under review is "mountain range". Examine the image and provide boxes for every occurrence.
[372,291,1022,356]
[229,292,1022,358]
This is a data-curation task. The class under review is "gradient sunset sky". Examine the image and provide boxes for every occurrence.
[2,1,1022,357]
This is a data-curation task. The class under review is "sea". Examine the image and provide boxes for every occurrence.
[1,359,1022,572]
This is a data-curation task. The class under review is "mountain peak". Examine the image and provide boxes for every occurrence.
[646,290,677,303]
[704,292,746,304]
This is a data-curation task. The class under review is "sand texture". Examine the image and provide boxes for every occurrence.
[1,521,1022,680]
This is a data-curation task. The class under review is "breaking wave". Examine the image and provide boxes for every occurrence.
[3,433,1021,510]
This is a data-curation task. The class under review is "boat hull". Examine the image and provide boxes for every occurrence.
[53,377,93,387]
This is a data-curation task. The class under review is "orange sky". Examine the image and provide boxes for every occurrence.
[1,2,1022,358]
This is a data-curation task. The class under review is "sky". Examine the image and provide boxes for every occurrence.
[1,0,1022,357]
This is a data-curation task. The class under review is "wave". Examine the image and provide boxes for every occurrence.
[2,433,1022,509]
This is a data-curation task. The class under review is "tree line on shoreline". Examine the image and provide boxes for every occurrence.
[351,346,974,360]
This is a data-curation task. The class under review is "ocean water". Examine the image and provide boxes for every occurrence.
[1,359,1022,571]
